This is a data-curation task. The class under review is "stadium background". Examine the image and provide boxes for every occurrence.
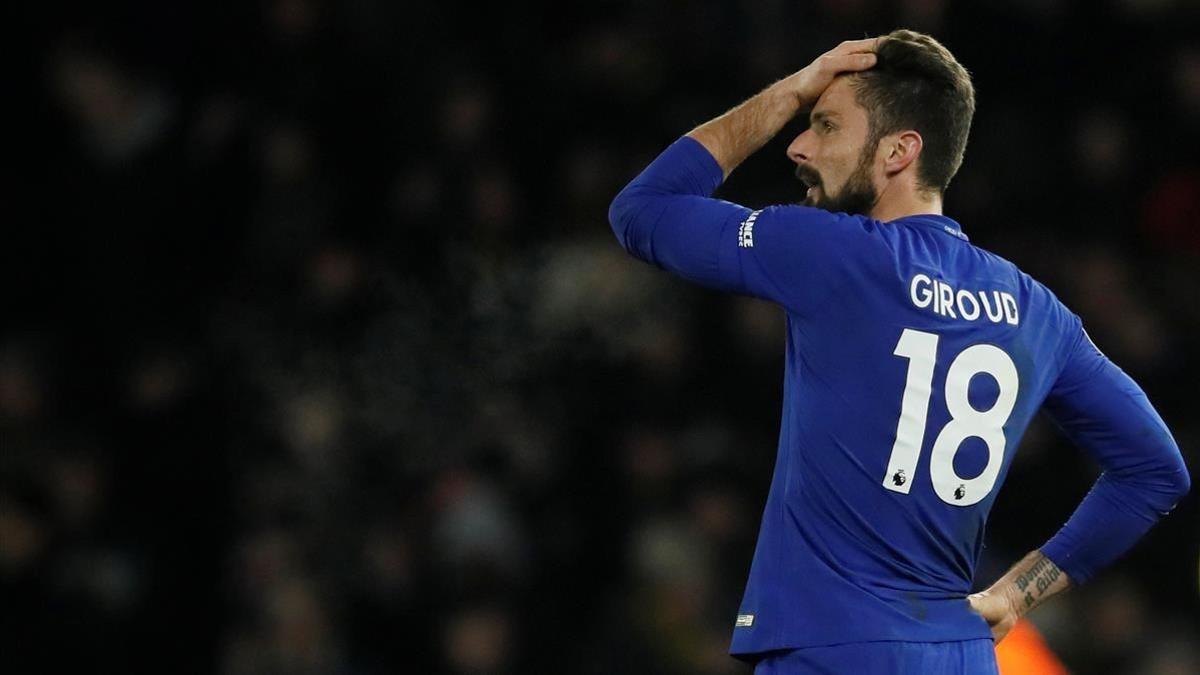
[5,0,1198,673]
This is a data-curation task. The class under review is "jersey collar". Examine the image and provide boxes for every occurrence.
[890,214,969,242]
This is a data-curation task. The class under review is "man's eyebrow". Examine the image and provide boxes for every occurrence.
[809,110,839,124]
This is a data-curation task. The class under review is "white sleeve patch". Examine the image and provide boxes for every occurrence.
[737,210,762,248]
[735,614,755,627]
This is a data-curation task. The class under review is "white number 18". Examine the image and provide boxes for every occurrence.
[883,328,1019,506]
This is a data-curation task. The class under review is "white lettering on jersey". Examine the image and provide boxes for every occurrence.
[735,614,755,627]
[956,289,981,320]
[738,210,761,248]
[911,274,934,308]
[909,274,1019,325]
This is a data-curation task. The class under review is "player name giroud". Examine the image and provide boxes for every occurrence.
[909,273,1019,325]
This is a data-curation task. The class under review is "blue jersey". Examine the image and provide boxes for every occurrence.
[609,136,1189,658]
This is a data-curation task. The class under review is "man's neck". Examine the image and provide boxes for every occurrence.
[868,184,944,223]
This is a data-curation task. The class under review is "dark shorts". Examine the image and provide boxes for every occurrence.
[752,639,999,675]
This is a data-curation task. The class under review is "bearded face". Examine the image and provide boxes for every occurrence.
[785,76,885,217]
[794,136,880,216]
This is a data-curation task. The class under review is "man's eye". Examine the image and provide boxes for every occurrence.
[823,121,835,132]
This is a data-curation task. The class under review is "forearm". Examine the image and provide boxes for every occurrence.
[686,74,806,179]
[988,550,1072,617]
[685,39,880,179]
[1039,469,1186,584]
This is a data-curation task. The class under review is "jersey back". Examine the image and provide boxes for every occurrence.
[728,209,1078,656]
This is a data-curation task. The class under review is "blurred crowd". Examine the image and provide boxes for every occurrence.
[5,0,1199,673]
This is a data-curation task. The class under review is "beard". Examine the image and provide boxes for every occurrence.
[795,142,879,216]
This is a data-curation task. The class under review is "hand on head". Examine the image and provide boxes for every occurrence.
[789,38,881,109]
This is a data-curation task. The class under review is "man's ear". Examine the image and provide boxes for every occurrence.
[883,130,923,177]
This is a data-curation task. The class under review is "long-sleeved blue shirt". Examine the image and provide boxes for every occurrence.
[609,135,1190,657]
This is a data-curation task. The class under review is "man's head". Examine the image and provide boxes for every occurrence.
[789,30,975,216]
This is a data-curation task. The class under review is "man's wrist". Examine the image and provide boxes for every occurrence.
[996,550,1071,617]
[777,71,814,112]
[1000,578,1028,620]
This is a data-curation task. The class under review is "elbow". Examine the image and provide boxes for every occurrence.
[1156,464,1191,517]
[607,191,628,247]
[1109,434,1191,516]
[1146,436,1191,512]
[1159,433,1191,505]
[1167,455,1191,504]
[607,184,643,254]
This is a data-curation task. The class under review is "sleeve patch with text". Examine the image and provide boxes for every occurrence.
[737,210,762,248]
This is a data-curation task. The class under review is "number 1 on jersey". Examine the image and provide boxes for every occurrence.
[884,329,938,496]
[883,328,1019,507]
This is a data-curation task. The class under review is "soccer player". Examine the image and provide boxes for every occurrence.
[608,30,1190,674]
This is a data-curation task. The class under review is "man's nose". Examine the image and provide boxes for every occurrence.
[787,129,813,164]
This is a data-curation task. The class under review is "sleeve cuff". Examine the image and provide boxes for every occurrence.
[675,135,727,195]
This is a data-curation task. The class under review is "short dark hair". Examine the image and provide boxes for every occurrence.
[851,29,975,194]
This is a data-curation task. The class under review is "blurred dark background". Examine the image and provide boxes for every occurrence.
[4,0,1198,673]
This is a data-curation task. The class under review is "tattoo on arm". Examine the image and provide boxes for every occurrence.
[1012,555,1065,609]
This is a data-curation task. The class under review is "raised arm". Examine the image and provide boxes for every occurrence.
[970,326,1190,642]
[607,40,884,312]
[688,39,878,178]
